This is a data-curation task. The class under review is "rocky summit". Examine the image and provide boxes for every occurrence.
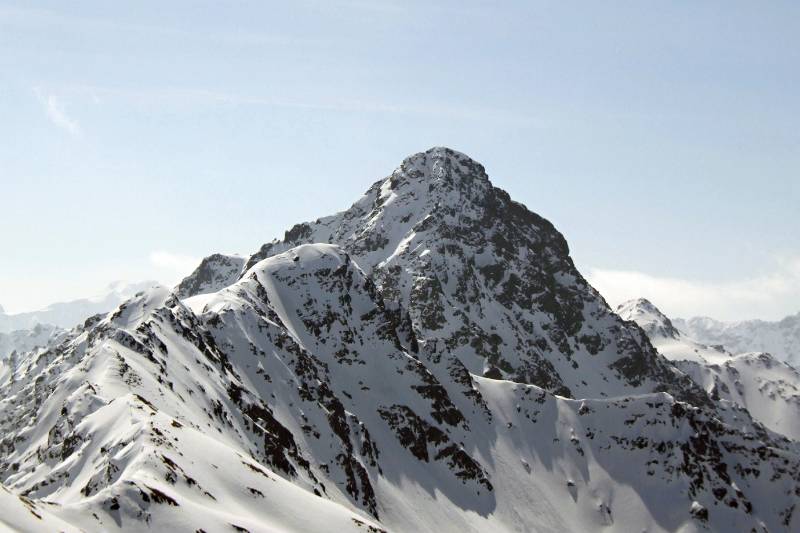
[1,148,799,532]
[237,147,708,404]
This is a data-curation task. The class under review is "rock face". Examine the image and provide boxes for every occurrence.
[620,298,800,441]
[673,313,800,368]
[2,148,799,532]
[175,253,246,299]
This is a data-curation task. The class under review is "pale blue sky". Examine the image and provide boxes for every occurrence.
[1,1,798,320]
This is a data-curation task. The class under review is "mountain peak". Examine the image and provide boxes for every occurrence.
[175,253,246,299]
[231,150,709,406]
[402,146,482,169]
[618,297,662,316]
[393,146,491,194]
[617,298,681,340]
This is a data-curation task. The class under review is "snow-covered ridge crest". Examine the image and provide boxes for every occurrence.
[1,273,388,531]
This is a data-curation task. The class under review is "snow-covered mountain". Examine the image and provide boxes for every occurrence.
[0,281,160,333]
[228,147,708,405]
[2,148,799,532]
[619,298,800,441]
[673,313,800,368]
[0,323,66,360]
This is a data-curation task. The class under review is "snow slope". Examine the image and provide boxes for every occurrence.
[619,298,800,441]
[0,483,81,532]
[0,282,384,533]
[2,148,799,532]
[4,251,799,531]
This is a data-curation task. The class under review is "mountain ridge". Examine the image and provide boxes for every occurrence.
[2,148,798,532]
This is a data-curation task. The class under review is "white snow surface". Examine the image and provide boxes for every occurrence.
[0,483,80,532]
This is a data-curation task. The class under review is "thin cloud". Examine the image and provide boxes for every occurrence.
[587,256,800,322]
[34,88,81,136]
[1,6,321,47]
[149,251,199,280]
[60,83,537,127]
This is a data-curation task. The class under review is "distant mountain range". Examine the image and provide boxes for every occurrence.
[0,281,159,334]
[672,313,800,368]
[0,323,67,360]
[0,281,159,358]
[1,148,798,532]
